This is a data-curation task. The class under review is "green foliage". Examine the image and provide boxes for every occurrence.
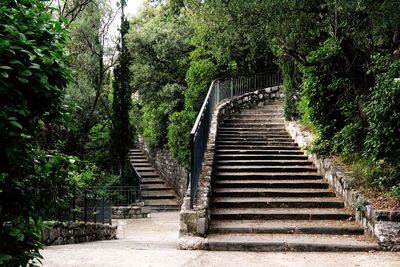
[184,59,218,111]
[277,57,300,120]
[111,4,133,184]
[127,2,192,150]
[84,122,112,169]
[167,110,196,169]
[365,55,400,164]
[0,0,70,265]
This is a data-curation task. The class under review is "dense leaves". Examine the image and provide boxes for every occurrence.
[0,0,70,265]
[110,0,133,185]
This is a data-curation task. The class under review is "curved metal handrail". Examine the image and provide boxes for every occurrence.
[189,73,282,208]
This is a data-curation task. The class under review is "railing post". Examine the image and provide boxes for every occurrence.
[216,81,220,102]
[93,191,97,224]
[230,78,233,97]
[189,133,195,209]
[102,195,105,224]
[72,185,76,222]
[84,189,87,224]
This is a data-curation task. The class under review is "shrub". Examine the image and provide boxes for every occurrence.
[167,110,197,169]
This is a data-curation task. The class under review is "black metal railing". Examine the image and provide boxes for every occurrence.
[189,73,282,208]
[74,186,142,225]
[42,159,144,224]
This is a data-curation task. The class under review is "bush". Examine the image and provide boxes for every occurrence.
[0,0,69,265]
[365,55,400,164]
[184,59,217,111]
[167,110,197,169]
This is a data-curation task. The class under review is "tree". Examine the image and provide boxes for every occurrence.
[126,1,193,148]
[59,0,118,163]
[0,0,69,264]
[111,0,133,184]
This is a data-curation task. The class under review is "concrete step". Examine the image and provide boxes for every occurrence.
[240,109,283,113]
[224,119,285,124]
[141,178,165,185]
[145,199,180,211]
[206,233,378,252]
[213,188,335,198]
[216,145,299,150]
[128,153,143,157]
[132,163,152,167]
[210,208,353,221]
[230,113,284,119]
[215,159,313,166]
[139,172,159,178]
[218,133,291,139]
[128,155,148,162]
[214,180,329,189]
[212,197,344,209]
[215,172,321,180]
[217,149,305,155]
[217,140,297,146]
[142,190,176,199]
[135,167,156,172]
[216,166,317,173]
[130,159,149,163]
[141,184,173,191]
[210,220,364,235]
[215,154,308,161]
[222,123,286,128]
[218,128,288,133]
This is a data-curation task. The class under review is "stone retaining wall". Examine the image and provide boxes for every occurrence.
[178,86,283,249]
[286,122,400,251]
[138,142,187,201]
[112,205,151,219]
[42,221,117,246]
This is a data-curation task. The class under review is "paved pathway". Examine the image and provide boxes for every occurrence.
[41,212,400,267]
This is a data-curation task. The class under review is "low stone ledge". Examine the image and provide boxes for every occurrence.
[42,221,117,246]
[177,236,208,250]
[178,86,283,249]
[112,204,151,219]
[286,121,400,251]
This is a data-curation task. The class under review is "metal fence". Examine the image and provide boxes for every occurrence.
[44,160,143,225]
[189,73,282,208]
[74,186,142,225]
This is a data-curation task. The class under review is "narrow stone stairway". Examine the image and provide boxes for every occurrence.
[128,149,180,211]
[208,100,379,251]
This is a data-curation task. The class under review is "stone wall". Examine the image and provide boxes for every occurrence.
[286,121,400,251]
[42,221,117,246]
[112,205,151,219]
[178,86,283,249]
[139,142,187,201]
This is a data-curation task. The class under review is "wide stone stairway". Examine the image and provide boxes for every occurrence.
[128,149,180,211]
[207,100,379,251]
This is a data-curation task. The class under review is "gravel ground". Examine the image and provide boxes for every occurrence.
[41,212,400,267]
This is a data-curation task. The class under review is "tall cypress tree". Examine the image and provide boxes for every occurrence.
[111,0,132,185]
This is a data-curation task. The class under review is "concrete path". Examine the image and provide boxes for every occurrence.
[41,212,400,267]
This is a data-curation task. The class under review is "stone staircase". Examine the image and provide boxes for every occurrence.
[207,100,379,251]
[128,149,180,211]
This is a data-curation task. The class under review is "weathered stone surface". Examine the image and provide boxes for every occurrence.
[285,120,400,251]
[177,236,208,250]
[138,145,187,200]
[375,221,400,251]
[178,86,283,242]
[42,221,117,246]
[112,205,150,219]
